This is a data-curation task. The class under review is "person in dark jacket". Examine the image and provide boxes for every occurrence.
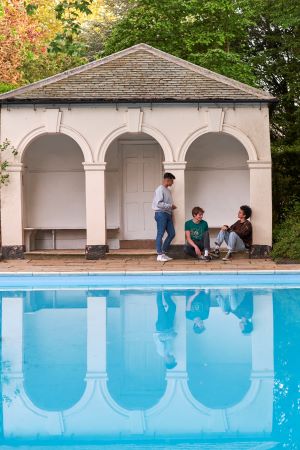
[212,205,252,261]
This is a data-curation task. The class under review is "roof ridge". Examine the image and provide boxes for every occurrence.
[0,43,275,101]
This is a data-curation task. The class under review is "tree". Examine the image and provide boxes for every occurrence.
[248,0,300,143]
[102,0,257,85]
[0,0,44,87]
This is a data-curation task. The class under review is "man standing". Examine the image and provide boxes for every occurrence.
[184,207,211,261]
[213,205,252,261]
[152,172,176,262]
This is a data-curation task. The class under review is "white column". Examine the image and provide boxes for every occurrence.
[2,296,24,377]
[86,296,107,378]
[248,161,272,246]
[168,296,187,377]
[1,163,24,247]
[251,292,274,376]
[163,162,186,245]
[84,163,106,246]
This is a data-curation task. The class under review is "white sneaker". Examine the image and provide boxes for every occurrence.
[157,254,170,262]
[162,254,173,261]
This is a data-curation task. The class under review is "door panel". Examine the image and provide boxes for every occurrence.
[123,143,162,239]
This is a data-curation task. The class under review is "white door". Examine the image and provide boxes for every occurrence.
[122,143,162,240]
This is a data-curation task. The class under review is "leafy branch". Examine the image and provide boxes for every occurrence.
[0,139,18,186]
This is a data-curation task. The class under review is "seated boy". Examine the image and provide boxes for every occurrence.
[184,206,211,261]
[213,205,252,261]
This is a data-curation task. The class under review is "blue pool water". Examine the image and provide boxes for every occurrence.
[0,273,300,450]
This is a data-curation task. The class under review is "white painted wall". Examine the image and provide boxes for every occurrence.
[185,132,249,227]
[23,134,86,249]
[0,103,272,248]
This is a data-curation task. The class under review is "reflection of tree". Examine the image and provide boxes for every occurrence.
[274,289,300,449]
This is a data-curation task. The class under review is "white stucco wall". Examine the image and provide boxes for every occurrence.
[0,103,272,249]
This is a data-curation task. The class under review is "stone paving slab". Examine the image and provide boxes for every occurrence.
[0,257,299,273]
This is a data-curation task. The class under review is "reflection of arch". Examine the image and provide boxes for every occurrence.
[97,124,173,162]
[17,126,93,163]
[178,126,258,162]
[2,293,274,438]
[106,293,167,410]
[23,302,87,411]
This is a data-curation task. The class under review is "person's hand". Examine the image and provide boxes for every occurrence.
[221,225,228,231]
[195,246,201,257]
[172,204,177,210]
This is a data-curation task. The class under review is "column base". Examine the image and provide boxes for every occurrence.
[85,245,107,260]
[250,245,272,259]
[1,245,25,260]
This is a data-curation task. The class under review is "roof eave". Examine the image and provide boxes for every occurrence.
[0,97,278,105]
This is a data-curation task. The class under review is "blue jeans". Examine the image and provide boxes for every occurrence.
[215,230,245,252]
[155,211,175,254]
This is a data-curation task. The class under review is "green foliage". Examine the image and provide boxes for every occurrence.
[248,0,300,143]
[272,203,300,261]
[102,0,256,85]
[0,139,18,186]
[0,82,16,93]
[272,142,300,224]
[48,0,94,56]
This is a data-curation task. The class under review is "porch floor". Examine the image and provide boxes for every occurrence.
[0,249,299,272]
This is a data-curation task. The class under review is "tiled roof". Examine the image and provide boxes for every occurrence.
[0,44,276,103]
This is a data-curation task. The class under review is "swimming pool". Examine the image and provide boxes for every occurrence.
[1,272,300,449]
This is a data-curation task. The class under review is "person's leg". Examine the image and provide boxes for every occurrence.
[155,212,168,255]
[184,243,197,258]
[222,231,245,261]
[203,231,211,252]
[215,229,229,246]
[227,231,246,252]
[162,214,175,253]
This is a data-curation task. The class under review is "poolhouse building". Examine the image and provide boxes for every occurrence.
[0,44,275,259]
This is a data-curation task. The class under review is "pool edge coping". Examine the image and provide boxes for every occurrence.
[0,269,299,276]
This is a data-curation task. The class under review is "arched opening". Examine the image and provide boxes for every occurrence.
[105,132,164,249]
[187,289,252,409]
[23,290,87,411]
[185,132,249,242]
[107,291,167,410]
[23,134,86,251]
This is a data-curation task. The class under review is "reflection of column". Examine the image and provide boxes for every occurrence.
[248,161,272,256]
[1,163,25,259]
[163,162,186,249]
[2,297,24,377]
[168,296,186,376]
[84,163,107,259]
[252,292,274,377]
[86,296,107,378]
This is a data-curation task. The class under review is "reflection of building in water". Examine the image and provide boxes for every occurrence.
[1,289,274,439]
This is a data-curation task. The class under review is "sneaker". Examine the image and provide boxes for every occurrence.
[222,251,232,261]
[198,254,211,261]
[212,247,220,257]
[162,254,173,261]
[157,254,169,262]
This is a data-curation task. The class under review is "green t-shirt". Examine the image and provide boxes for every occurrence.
[185,219,208,242]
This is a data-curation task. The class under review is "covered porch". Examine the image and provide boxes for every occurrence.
[0,44,274,259]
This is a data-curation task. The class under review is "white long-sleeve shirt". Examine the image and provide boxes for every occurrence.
[152,185,173,214]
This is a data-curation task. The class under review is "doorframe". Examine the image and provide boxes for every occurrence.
[118,139,163,241]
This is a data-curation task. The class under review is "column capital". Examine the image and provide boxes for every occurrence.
[163,161,187,171]
[247,160,272,169]
[83,162,107,171]
[6,163,24,172]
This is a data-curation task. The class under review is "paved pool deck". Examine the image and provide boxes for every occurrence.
[0,252,299,273]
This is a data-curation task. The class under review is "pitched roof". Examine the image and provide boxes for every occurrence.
[0,44,276,104]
